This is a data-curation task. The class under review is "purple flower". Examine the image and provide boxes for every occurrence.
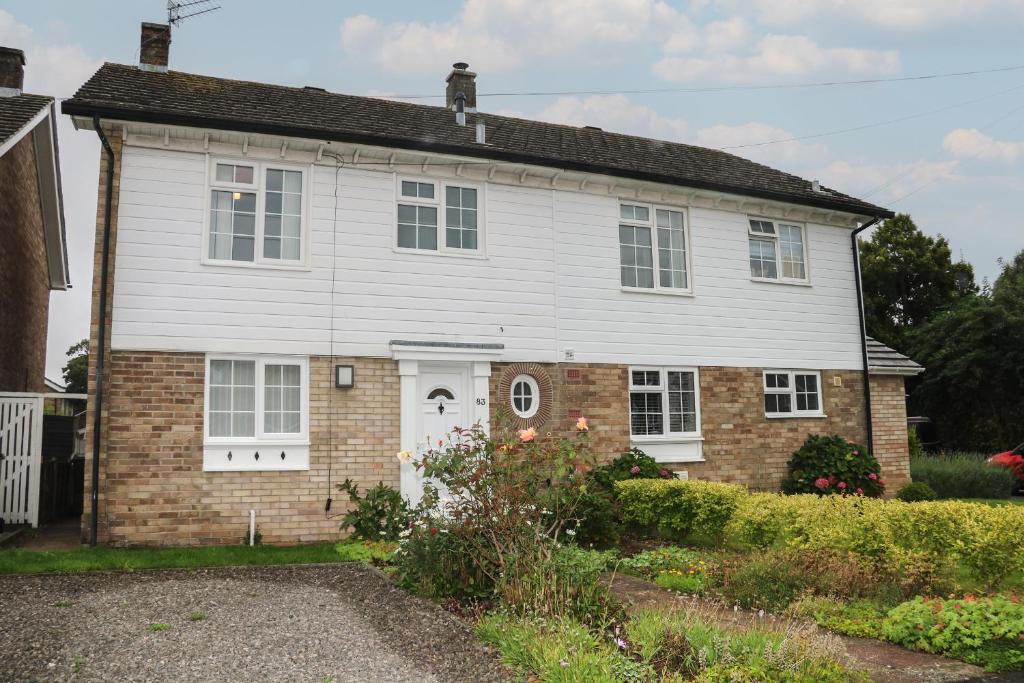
[615,637,627,650]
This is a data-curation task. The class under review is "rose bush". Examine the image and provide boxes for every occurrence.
[781,434,885,497]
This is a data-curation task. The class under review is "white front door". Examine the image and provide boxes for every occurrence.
[403,364,469,506]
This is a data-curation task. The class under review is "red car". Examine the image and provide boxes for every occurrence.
[990,441,1024,491]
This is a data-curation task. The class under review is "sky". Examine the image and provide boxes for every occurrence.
[2,0,1022,383]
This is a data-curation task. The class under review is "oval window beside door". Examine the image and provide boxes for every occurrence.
[510,374,540,418]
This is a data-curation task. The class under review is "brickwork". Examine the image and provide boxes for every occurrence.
[683,368,868,490]
[869,374,912,492]
[0,134,49,392]
[91,352,399,546]
[82,127,122,541]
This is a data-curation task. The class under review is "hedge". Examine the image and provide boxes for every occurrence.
[909,453,1017,499]
[614,479,1024,589]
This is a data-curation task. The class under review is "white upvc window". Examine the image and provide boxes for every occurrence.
[396,177,483,254]
[619,203,691,293]
[763,370,824,418]
[510,374,540,419]
[748,218,808,282]
[628,367,701,438]
[203,354,310,471]
[205,159,309,267]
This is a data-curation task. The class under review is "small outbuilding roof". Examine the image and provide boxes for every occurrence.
[866,337,924,375]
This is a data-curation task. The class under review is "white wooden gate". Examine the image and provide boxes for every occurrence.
[0,393,44,527]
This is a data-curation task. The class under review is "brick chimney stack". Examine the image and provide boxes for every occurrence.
[445,62,477,112]
[140,22,171,72]
[0,47,26,96]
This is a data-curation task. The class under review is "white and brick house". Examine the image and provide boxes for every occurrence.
[64,24,922,546]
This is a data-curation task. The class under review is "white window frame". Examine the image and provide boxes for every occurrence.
[763,370,825,418]
[619,203,693,295]
[510,374,540,419]
[628,367,702,441]
[203,354,310,471]
[202,157,312,270]
[394,175,486,257]
[747,217,810,284]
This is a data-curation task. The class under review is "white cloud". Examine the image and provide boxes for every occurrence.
[814,159,960,202]
[0,10,102,381]
[693,122,827,167]
[654,34,900,82]
[731,0,1024,30]
[339,0,688,75]
[525,94,691,142]
[943,128,1023,163]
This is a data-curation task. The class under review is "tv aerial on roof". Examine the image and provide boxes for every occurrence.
[167,0,222,26]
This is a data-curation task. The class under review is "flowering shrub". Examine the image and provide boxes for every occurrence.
[336,479,409,541]
[781,434,885,497]
[619,546,705,580]
[882,595,1024,672]
[393,419,606,619]
[589,447,672,492]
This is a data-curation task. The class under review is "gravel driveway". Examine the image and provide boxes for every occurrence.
[0,563,511,682]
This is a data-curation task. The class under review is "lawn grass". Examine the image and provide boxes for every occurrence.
[0,542,345,575]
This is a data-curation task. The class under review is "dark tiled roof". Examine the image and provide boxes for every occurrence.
[866,337,924,374]
[63,63,893,218]
[0,93,52,148]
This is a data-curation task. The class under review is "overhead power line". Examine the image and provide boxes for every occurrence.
[380,63,1024,100]
[720,81,1024,151]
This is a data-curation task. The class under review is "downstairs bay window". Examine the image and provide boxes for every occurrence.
[203,354,310,471]
[628,367,703,463]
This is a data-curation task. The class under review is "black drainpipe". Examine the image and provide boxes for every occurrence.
[90,115,115,546]
[851,216,883,455]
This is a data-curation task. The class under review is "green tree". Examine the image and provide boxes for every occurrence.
[62,339,89,394]
[859,214,977,351]
[906,250,1024,451]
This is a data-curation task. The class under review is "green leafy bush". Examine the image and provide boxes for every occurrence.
[790,597,887,639]
[654,570,706,594]
[590,447,672,491]
[564,485,621,549]
[781,434,885,497]
[614,479,745,543]
[336,479,409,541]
[897,482,938,502]
[910,453,1017,499]
[882,596,1024,672]
[619,546,705,579]
[908,425,925,459]
[334,539,396,563]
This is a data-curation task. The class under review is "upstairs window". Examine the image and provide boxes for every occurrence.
[763,370,823,417]
[748,218,807,282]
[397,178,482,254]
[207,160,307,266]
[628,368,700,438]
[620,204,690,292]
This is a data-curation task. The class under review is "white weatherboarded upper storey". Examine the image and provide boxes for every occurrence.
[108,126,865,370]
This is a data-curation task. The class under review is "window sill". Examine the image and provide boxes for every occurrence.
[201,258,312,272]
[765,413,827,419]
[750,277,811,287]
[630,437,704,464]
[203,442,310,472]
[630,435,704,444]
[620,286,694,297]
[393,247,488,260]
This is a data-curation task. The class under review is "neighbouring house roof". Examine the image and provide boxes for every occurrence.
[866,337,924,375]
[0,92,70,290]
[62,63,894,219]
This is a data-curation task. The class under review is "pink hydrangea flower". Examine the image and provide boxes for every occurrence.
[837,481,847,490]
[660,469,670,478]
[868,472,878,480]
[630,465,642,475]
[853,450,860,456]
[814,477,830,490]
[855,487,864,495]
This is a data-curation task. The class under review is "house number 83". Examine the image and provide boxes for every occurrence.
[476,398,487,406]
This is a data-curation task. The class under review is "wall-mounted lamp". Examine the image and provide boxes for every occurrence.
[335,365,354,388]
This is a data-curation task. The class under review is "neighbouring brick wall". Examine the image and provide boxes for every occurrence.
[0,134,49,392]
[93,352,399,546]
[869,374,912,492]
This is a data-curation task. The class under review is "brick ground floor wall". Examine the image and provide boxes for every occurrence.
[86,353,911,545]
